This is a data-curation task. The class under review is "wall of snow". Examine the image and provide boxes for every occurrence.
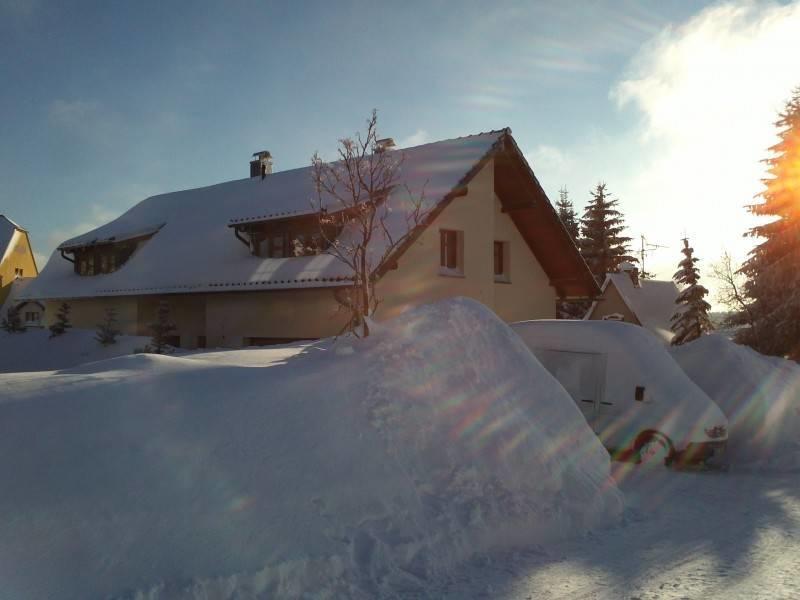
[0,298,622,599]
[0,328,151,373]
[670,334,800,471]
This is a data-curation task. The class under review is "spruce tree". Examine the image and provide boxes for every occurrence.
[670,238,713,346]
[579,182,636,281]
[738,86,800,359]
[49,302,72,338]
[1,306,24,333]
[555,186,580,242]
[95,307,121,346]
[148,300,177,354]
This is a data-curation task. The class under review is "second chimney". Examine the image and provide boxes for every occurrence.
[250,151,273,179]
[620,262,640,287]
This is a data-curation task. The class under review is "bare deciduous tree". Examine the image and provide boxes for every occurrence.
[711,251,758,343]
[310,110,430,337]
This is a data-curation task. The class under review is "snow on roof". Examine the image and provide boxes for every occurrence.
[0,215,24,265]
[598,273,680,342]
[58,223,166,251]
[24,130,507,300]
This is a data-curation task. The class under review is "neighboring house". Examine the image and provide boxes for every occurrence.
[0,278,43,328]
[0,215,38,310]
[585,263,680,343]
[21,129,599,348]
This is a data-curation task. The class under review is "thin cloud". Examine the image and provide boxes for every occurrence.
[609,0,800,285]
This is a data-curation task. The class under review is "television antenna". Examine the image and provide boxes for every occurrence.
[639,234,668,279]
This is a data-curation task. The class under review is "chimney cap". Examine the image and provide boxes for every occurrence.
[252,150,272,159]
[375,138,396,151]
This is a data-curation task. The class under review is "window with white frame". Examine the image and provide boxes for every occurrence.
[439,229,463,276]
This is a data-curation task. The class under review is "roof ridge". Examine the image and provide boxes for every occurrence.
[0,214,25,231]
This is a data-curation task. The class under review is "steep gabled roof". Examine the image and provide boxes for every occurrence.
[1,215,25,265]
[589,273,680,342]
[23,129,598,301]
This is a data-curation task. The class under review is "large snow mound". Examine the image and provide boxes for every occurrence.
[0,298,622,599]
[670,334,800,471]
[0,328,151,373]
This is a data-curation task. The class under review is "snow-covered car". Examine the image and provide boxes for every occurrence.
[510,319,728,465]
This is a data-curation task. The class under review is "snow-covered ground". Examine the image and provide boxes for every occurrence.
[0,298,622,599]
[671,334,800,471]
[435,464,800,599]
[0,328,150,373]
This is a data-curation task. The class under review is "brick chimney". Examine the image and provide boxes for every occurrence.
[250,151,273,179]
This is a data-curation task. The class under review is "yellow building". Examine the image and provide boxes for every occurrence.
[0,216,38,311]
[22,130,598,347]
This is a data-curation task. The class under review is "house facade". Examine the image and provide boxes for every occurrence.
[0,216,38,310]
[585,264,680,343]
[21,130,598,348]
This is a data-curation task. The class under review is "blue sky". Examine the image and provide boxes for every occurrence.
[2,0,799,292]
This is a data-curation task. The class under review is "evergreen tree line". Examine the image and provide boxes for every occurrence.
[555,85,800,359]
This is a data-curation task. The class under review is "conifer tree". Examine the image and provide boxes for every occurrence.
[670,238,713,346]
[738,86,800,359]
[95,307,121,346]
[148,300,177,354]
[579,182,636,281]
[555,186,580,242]
[1,305,24,333]
[49,302,72,338]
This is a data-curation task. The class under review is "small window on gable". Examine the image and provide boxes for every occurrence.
[14,268,23,278]
[439,229,463,276]
[494,241,510,282]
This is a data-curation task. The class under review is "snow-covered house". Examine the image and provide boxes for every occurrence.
[585,263,680,343]
[0,215,38,311]
[21,129,599,348]
[0,277,45,328]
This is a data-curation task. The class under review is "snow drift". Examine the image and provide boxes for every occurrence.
[0,298,622,599]
[670,334,800,470]
[0,328,150,373]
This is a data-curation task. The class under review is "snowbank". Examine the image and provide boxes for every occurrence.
[0,298,622,599]
[0,328,151,373]
[670,334,800,470]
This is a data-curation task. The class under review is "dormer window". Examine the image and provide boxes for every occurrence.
[59,224,163,276]
[230,213,341,258]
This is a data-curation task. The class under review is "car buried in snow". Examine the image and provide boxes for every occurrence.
[510,319,728,466]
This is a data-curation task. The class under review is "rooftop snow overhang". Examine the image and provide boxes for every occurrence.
[228,209,319,228]
[57,223,165,252]
[493,135,600,299]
